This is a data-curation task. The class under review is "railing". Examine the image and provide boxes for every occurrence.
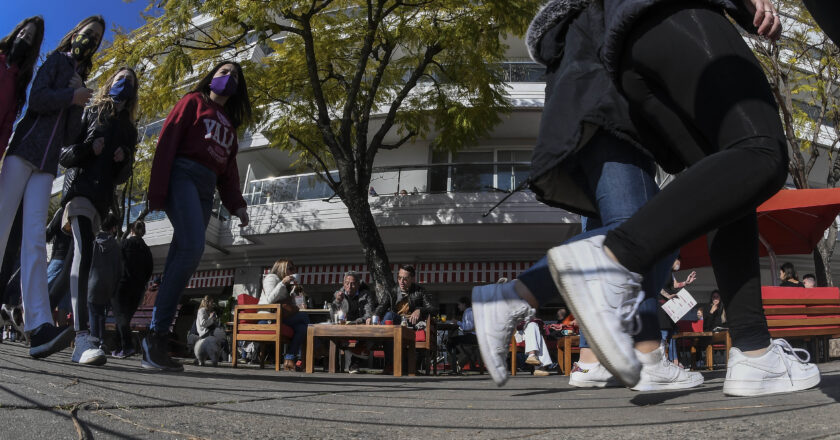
[499,62,545,83]
[126,196,230,224]
[242,162,531,206]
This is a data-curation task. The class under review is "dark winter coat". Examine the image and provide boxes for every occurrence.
[375,283,435,321]
[600,0,757,75]
[526,1,665,216]
[331,283,377,324]
[6,51,84,176]
[59,106,137,218]
[46,207,71,260]
[88,232,122,305]
[118,236,154,294]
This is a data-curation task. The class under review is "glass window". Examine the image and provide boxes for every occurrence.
[496,150,531,191]
[452,151,494,192]
[298,172,338,200]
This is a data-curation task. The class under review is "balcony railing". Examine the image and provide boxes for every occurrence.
[242,162,531,206]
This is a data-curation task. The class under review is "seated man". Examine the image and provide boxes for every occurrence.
[448,296,479,372]
[374,265,434,372]
[329,271,376,325]
[330,271,376,373]
[515,318,554,376]
[374,265,434,326]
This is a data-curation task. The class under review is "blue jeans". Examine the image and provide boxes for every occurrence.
[660,330,678,361]
[283,311,310,360]
[151,159,217,333]
[46,258,71,311]
[517,132,676,345]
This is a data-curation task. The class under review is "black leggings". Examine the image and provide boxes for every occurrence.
[602,5,788,351]
[70,216,95,332]
[803,0,840,47]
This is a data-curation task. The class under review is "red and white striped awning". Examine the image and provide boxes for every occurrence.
[271,262,535,285]
[152,268,235,289]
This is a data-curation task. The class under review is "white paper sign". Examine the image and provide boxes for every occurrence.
[661,288,698,323]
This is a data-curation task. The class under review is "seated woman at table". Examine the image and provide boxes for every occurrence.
[779,262,805,288]
[703,290,727,332]
[448,296,479,372]
[260,259,310,371]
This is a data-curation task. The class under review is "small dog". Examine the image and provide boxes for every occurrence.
[0,303,29,345]
[194,331,226,367]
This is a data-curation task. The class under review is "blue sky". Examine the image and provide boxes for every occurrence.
[1,0,152,57]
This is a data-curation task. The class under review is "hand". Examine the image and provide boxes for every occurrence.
[570,319,577,327]
[334,291,344,301]
[68,73,83,89]
[408,309,421,325]
[113,146,125,162]
[235,207,249,227]
[92,137,105,156]
[744,0,782,41]
[685,271,697,285]
[72,88,93,106]
[365,318,372,325]
[281,275,294,285]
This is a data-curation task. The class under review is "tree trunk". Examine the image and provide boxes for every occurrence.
[342,191,397,302]
[816,223,837,287]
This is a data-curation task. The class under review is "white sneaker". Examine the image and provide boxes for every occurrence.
[569,362,621,388]
[547,235,644,387]
[71,332,107,366]
[472,282,533,386]
[723,339,820,397]
[631,344,704,391]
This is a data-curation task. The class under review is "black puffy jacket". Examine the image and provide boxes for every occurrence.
[59,106,137,217]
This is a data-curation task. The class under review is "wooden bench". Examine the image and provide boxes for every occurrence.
[762,286,840,362]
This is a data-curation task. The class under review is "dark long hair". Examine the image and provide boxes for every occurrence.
[54,15,105,80]
[0,16,44,113]
[190,61,252,129]
[780,262,798,282]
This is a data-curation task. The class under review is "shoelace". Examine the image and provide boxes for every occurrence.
[772,338,810,385]
[619,290,645,336]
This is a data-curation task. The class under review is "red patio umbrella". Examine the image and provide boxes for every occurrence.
[680,188,840,279]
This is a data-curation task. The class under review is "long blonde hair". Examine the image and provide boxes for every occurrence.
[269,259,293,278]
[199,295,215,311]
[89,67,139,124]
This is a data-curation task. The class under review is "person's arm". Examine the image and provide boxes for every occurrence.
[262,274,290,304]
[112,123,137,186]
[460,308,474,332]
[59,108,94,168]
[196,308,211,331]
[216,142,248,226]
[148,95,197,211]
[27,52,76,114]
[673,271,697,290]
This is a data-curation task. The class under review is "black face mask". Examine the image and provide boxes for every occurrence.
[7,38,29,66]
[70,33,96,61]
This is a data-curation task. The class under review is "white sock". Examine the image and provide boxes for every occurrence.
[741,344,772,358]
[575,360,599,369]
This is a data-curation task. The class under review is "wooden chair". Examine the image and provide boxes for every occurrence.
[231,297,283,371]
[415,317,437,374]
[556,335,580,376]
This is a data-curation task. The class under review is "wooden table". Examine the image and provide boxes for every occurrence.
[672,330,731,370]
[305,324,416,376]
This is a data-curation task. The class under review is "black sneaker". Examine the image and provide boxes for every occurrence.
[140,332,184,372]
[29,323,74,358]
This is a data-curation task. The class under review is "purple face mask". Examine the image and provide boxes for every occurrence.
[209,73,237,97]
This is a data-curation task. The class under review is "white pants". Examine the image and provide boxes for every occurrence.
[0,155,54,331]
[524,322,553,367]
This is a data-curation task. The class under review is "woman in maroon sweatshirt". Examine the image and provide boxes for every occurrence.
[143,61,251,372]
[0,16,44,154]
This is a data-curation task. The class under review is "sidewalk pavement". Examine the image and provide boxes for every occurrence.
[0,341,838,439]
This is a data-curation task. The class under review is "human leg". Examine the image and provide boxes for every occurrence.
[549,5,787,387]
[283,311,310,360]
[69,215,95,332]
[143,160,216,372]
